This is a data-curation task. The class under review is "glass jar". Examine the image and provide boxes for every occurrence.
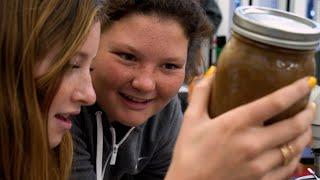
[209,6,320,124]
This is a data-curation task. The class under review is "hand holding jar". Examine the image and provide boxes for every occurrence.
[166,6,320,180]
[166,69,316,180]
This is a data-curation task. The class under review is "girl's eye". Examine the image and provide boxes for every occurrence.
[71,65,80,69]
[69,61,80,69]
[163,63,179,70]
[117,53,135,61]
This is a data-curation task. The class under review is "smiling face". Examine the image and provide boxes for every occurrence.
[92,14,188,126]
[35,22,100,148]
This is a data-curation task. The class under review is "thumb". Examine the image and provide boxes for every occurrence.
[185,66,216,125]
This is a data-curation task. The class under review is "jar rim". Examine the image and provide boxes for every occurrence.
[232,6,320,50]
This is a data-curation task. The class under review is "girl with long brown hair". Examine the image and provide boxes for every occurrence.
[0,0,103,179]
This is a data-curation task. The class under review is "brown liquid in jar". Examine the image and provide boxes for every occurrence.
[209,33,315,124]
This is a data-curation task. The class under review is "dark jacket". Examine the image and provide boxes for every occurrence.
[70,96,183,180]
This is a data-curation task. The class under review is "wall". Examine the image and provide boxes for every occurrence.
[216,0,233,38]
[291,0,308,17]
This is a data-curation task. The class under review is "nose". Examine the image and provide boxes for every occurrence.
[72,76,96,106]
[132,69,156,92]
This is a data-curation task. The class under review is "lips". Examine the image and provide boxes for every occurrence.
[119,92,154,110]
[119,92,153,103]
[55,114,71,122]
[54,111,80,130]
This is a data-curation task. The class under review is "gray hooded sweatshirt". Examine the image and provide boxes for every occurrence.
[70,96,183,180]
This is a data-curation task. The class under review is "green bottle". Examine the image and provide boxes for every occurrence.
[216,36,226,61]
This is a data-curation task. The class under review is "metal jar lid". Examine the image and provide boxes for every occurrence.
[232,6,320,50]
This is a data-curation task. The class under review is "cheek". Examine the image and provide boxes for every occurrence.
[92,70,110,89]
[92,63,130,92]
[47,115,57,139]
[158,72,185,99]
[92,63,111,88]
[49,78,70,112]
[46,85,66,144]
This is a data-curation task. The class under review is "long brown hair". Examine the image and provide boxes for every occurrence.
[0,0,103,179]
[103,0,213,83]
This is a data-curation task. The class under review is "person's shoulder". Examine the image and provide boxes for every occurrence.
[164,95,182,110]
[138,96,182,146]
[146,95,182,129]
[156,95,182,117]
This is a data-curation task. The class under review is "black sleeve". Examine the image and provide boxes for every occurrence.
[70,111,97,180]
[133,97,183,180]
[201,0,222,34]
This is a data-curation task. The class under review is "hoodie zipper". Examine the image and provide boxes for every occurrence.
[109,126,135,165]
[95,111,135,180]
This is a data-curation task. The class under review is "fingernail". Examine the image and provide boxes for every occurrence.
[311,102,317,110]
[204,66,216,78]
[308,76,317,88]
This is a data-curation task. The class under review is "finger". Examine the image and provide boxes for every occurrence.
[249,127,311,176]
[248,148,285,178]
[261,156,301,180]
[185,66,216,123]
[217,76,316,127]
[292,163,305,177]
[188,75,203,102]
[288,127,312,157]
[249,103,315,152]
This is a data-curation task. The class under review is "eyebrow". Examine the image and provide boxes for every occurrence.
[165,57,186,64]
[110,42,142,56]
[110,42,186,62]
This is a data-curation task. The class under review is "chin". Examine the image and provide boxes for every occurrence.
[118,117,148,127]
[49,136,62,149]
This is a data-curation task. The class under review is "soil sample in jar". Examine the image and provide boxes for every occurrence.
[209,6,320,124]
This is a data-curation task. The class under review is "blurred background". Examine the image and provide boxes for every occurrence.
[202,0,320,72]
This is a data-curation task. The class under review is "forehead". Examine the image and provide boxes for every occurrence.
[104,13,187,39]
[101,14,189,58]
[78,22,101,58]
[103,14,187,43]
